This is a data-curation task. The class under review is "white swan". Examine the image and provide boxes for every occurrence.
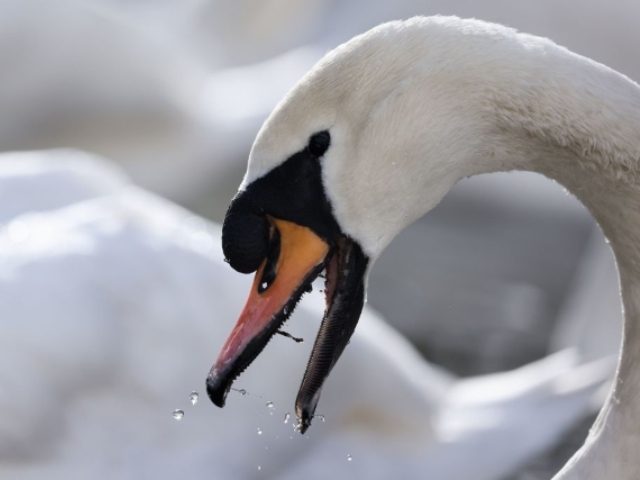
[209,16,640,479]
[0,150,612,479]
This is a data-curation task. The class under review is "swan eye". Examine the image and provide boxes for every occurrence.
[308,130,331,157]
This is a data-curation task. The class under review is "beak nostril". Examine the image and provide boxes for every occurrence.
[257,224,281,294]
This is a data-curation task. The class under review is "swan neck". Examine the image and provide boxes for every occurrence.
[551,183,640,479]
[498,69,640,477]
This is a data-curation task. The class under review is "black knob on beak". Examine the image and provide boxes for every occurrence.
[222,193,269,274]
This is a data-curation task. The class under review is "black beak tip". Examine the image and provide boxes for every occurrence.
[299,417,312,435]
[295,402,315,435]
[206,372,229,408]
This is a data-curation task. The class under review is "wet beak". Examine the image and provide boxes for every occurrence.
[207,218,329,407]
[207,219,369,434]
[295,237,368,432]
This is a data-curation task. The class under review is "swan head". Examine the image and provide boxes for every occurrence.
[207,17,497,430]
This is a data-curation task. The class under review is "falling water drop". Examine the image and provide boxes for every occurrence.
[347,454,353,462]
[257,465,262,471]
[172,409,184,421]
[189,391,199,406]
[283,412,291,424]
[232,388,247,396]
[266,401,275,415]
[257,427,263,435]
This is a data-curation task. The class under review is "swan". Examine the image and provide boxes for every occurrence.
[0,150,612,479]
[207,16,640,479]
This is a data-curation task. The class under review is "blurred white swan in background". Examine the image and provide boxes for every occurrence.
[0,150,613,479]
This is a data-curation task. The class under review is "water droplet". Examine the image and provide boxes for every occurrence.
[232,388,247,396]
[172,409,184,421]
[347,454,353,462]
[266,401,274,409]
[189,391,199,406]
[283,412,291,424]
[257,465,262,471]
[293,422,302,432]
[257,427,263,435]
[314,414,325,423]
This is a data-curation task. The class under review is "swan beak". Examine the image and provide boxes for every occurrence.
[206,218,329,407]
[295,236,368,432]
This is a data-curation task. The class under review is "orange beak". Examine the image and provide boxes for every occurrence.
[207,218,330,406]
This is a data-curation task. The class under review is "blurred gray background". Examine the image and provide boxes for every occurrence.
[0,0,632,478]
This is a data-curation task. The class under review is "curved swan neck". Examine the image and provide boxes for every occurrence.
[490,50,640,180]
[482,43,640,479]
[343,21,640,476]
[552,189,640,479]
[378,20,640,477]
